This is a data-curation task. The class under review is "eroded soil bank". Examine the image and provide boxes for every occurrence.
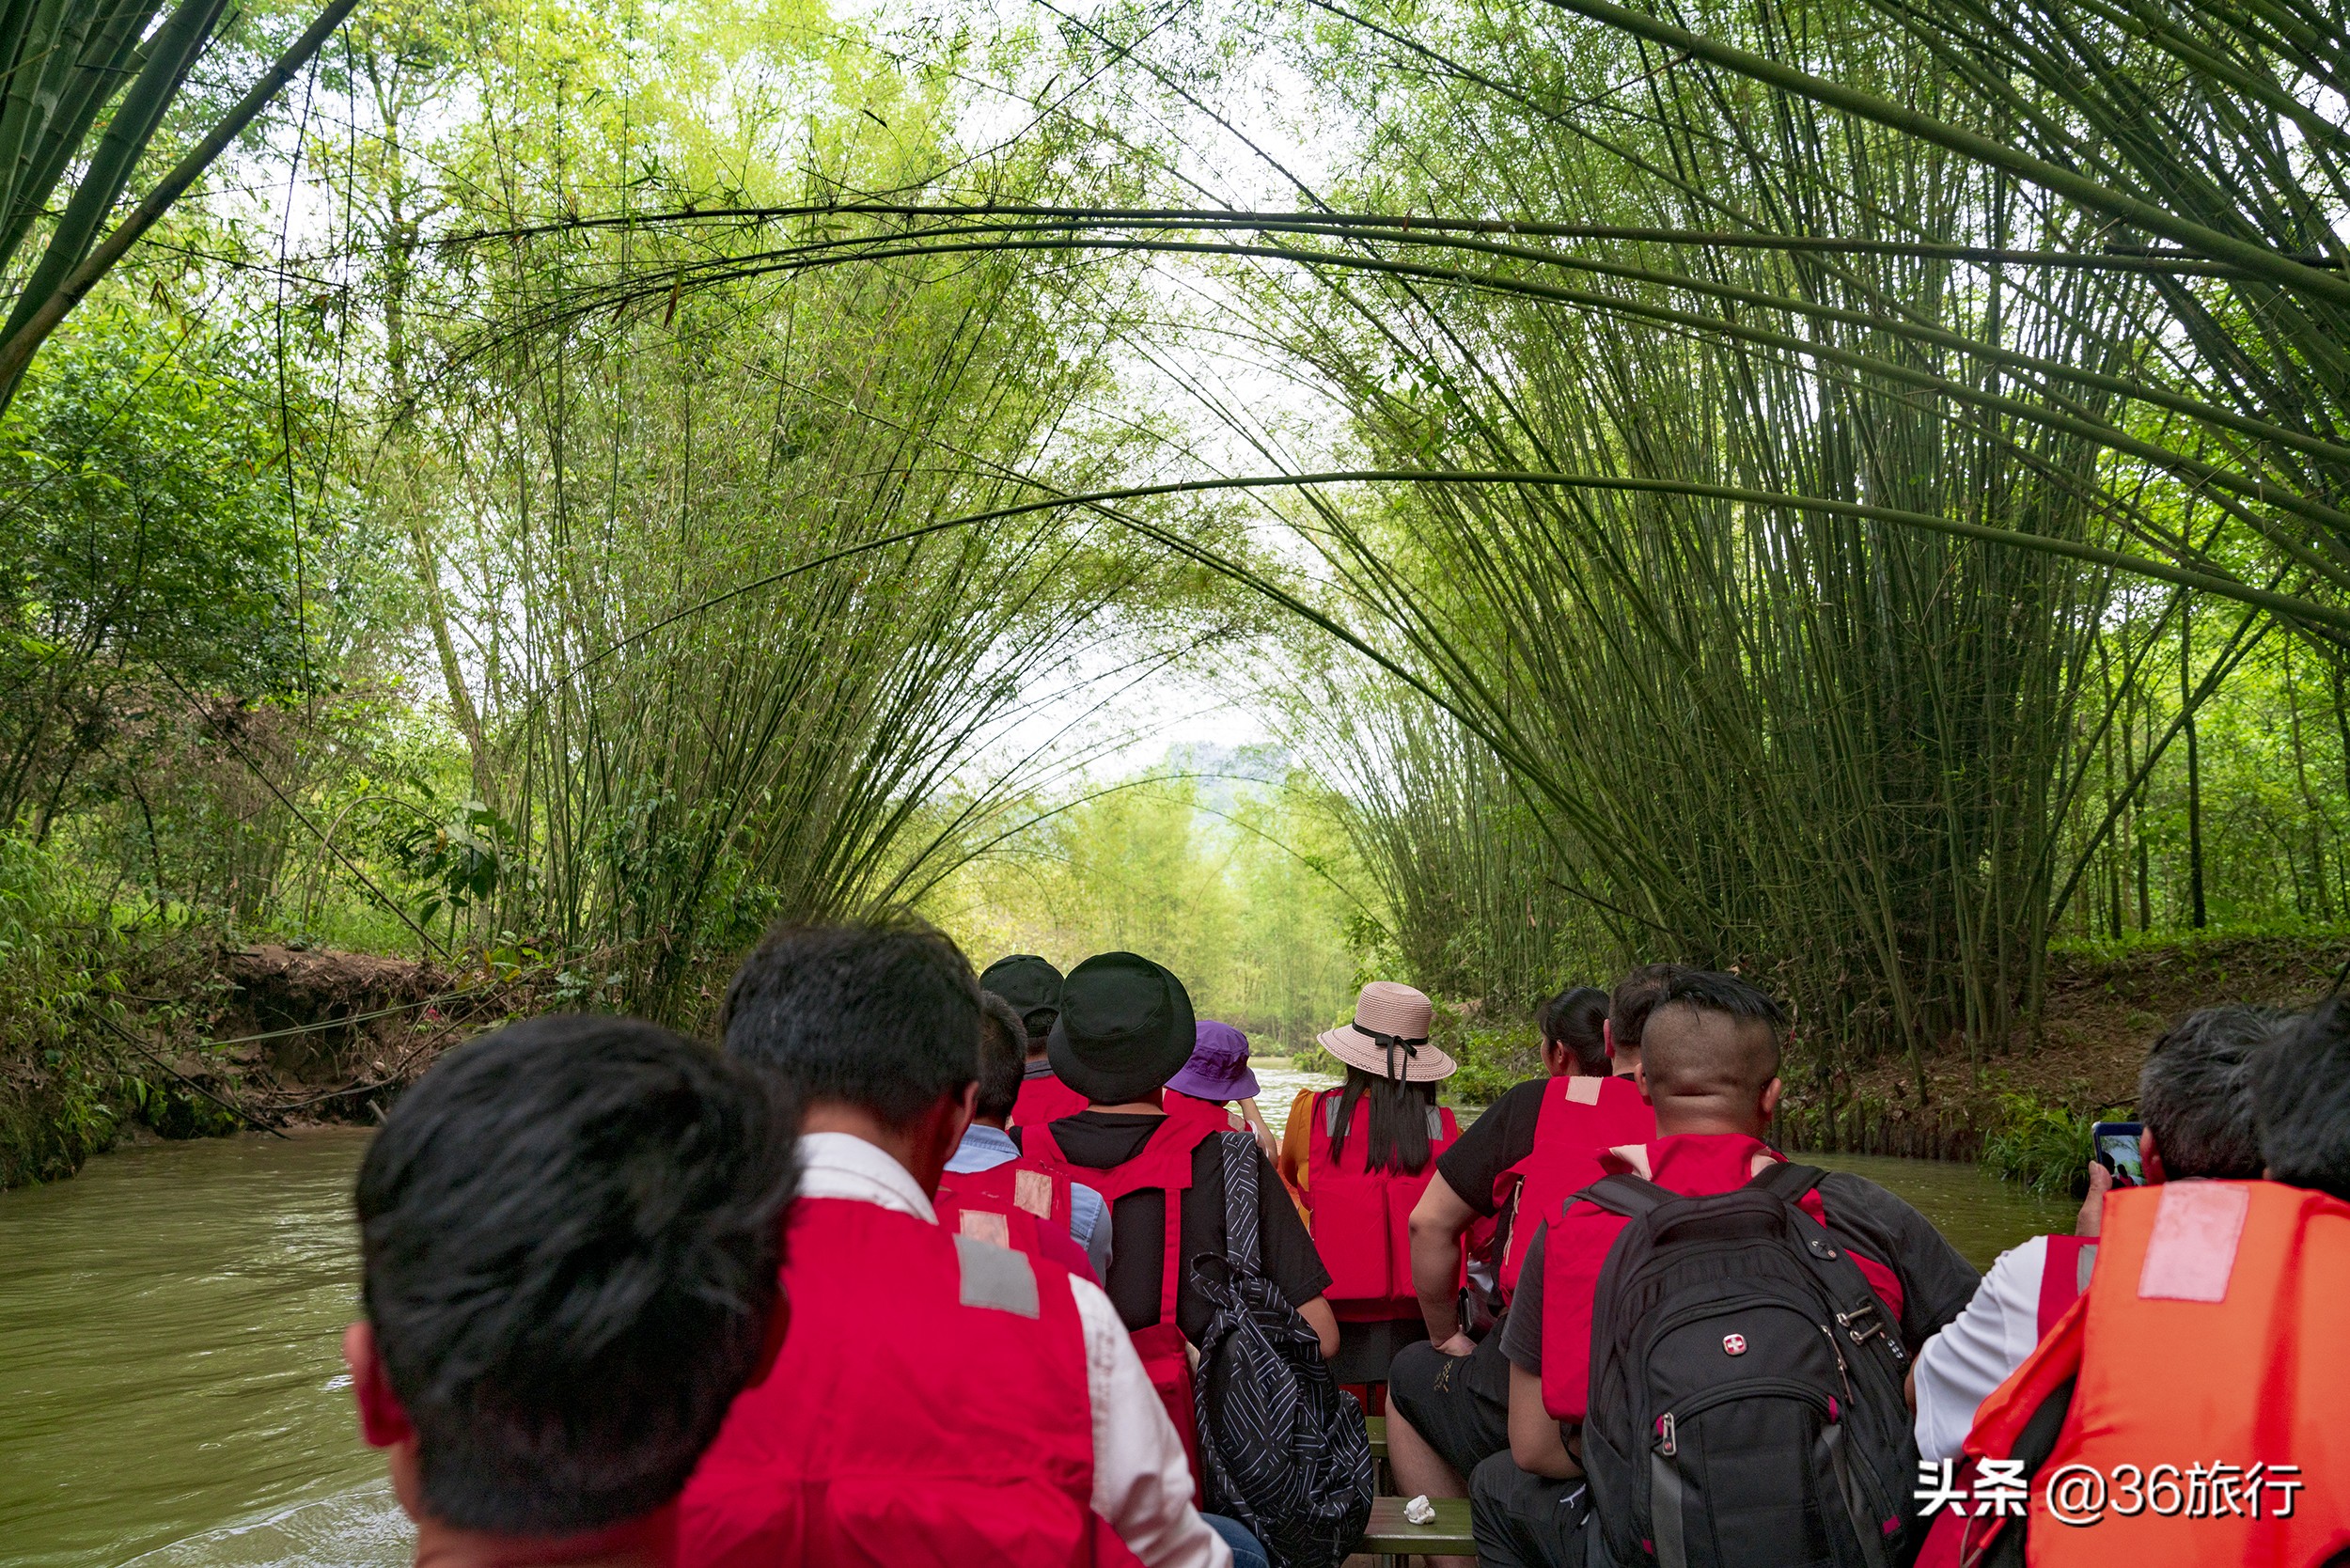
[9,929,2342,1189]
[2,940,529,1187]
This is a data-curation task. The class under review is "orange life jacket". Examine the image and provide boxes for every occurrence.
[1934,1180,2350,1568]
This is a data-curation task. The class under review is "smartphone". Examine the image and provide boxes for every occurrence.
[2092,1121,2145,1186]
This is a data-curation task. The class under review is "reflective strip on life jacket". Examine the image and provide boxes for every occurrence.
[1304,1088,1458,1314]
[1496,1073,1653,1301]
[934,1160,1075,1262]
[1951,1180,2350,1568]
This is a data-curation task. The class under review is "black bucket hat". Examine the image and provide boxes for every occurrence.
[980,954,1064,1038]
[1046,952,1197,1105]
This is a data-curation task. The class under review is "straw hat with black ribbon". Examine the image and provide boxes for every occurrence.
[1316,981,1457,1083]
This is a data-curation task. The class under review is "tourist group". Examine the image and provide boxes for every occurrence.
[343,917,2347,1567]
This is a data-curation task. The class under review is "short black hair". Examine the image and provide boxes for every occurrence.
[723,915,980,1125]
[1642,969,1785,1098]
[2138,1006,2280,1181]
[354,1014,796,1536]
[2253,999,2350,1200]
[1610,962,1691,1053]
[1539,985,1610,1074]
[975,990,1028,1121]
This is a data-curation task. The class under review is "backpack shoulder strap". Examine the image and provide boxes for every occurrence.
[1747,1159,1829,1206]
[1218,1129,1262,1274]
[1572,1169,1674,1220]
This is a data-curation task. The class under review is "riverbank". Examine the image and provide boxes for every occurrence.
[1375,930,2345,1182]
[1776,931,2343,1174]
[11,927,2342,1192]
[1,932,528,1189]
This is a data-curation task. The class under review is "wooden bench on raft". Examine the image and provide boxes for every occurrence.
[1355,1416,1479,1563]
[1358,1495,1476,1564]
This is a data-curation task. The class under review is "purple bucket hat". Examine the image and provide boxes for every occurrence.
[1164,1020,1260,1103]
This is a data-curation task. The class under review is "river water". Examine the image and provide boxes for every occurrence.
[1,1085,2076,1567]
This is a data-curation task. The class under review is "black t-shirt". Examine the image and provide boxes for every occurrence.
[1032,1109,1333,1341]
[1434,1077,1547,1215]
[1436,1075,1588,1215]
[1498,1170,1980,1374]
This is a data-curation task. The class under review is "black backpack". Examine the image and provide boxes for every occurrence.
[1577,1162,1920,1568]
[1191,1131,1374,1568]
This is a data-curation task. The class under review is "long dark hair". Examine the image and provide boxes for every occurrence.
[1327,1065,1439,1175]
[1539,985,1610,1074]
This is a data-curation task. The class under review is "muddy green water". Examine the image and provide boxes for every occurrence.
[0,1113,2076,1566]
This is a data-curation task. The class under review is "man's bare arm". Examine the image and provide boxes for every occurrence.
[1409,1171,1478,1352]
[1508,1360,1581,1480]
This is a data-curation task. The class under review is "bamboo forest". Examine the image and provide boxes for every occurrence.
[10,0,2350,1184]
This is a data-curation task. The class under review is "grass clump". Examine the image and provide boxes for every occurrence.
[1980,1092,2107,1199]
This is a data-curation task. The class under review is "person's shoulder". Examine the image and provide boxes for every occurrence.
[1464,1077,1549,1132]
[1813,1168,1981,1288]
[1813,1166,1936,1227]
[1498,1076,1552,1111]
[1810,1168,1943,1253]
[1975,1232,2050,1298]
[1554,1190,1632,1248]
[1188,1124,1262,1175]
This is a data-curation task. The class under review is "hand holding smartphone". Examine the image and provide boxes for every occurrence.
[2091,1121,2145,1186]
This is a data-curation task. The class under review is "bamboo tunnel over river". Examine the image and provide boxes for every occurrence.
[8,0,2350,1558]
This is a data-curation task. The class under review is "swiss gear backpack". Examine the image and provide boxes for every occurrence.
[1577,1162,1920,1568]
[1192,1131,1375,1568]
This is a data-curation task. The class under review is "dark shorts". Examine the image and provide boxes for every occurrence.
[1470,1451,1590,1568]
[1385,1319,1513,1479]
[1332,1313,1430,1386]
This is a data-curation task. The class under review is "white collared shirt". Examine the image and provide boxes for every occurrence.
[795,1134,1230,1568]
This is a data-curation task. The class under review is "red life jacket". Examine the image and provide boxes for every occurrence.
[1303,1088,1459,1320]
[1013,1069,1091,1128]
[1919,1181,2350,1568]
[2036,1232,2096,1337]
[1162,1090,1236,1134]
[1022,1113,1226,1492]
[1494,1073,1653,1302]
[679,1196,1143,1567]
[935,1159,1082,1269]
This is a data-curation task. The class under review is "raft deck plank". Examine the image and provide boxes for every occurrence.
[1359,1494,1475,1562]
